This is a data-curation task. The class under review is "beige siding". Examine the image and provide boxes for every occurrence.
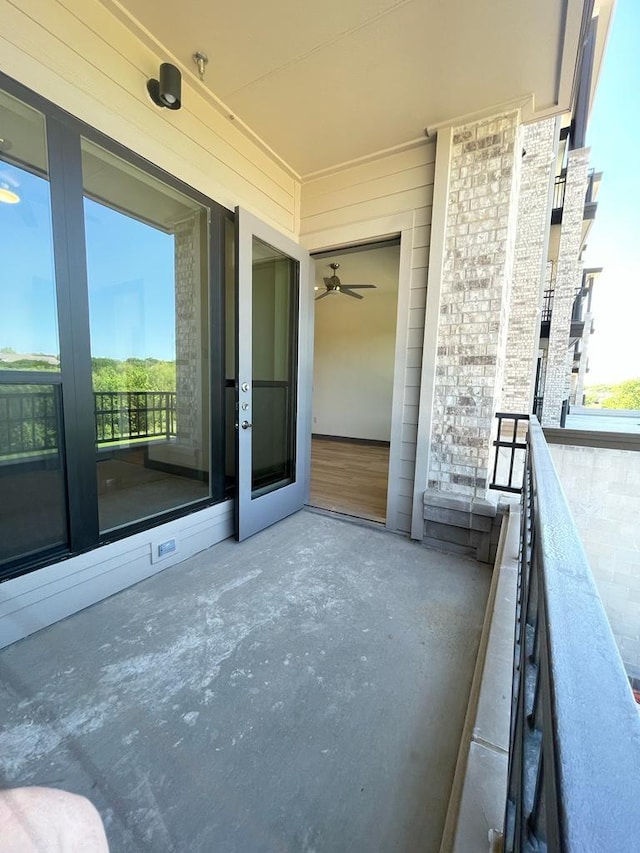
[300,142,435,533]
[0,0,298,233]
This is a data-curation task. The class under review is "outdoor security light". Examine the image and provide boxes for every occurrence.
[147,63,182,110]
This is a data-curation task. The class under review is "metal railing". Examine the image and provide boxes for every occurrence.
[552,175,566,210]
[489,413,529,493]
[94,391,176,444]
[0,386,62,457]
[541,288,554,323]
[0,389,176,459]
[504,416,640,851]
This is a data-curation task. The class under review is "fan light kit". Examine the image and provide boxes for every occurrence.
[315,263,377,301]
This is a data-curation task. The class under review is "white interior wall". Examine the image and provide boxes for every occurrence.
[313,245,400,442]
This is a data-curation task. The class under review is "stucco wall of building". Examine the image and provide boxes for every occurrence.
[549,441,640,680]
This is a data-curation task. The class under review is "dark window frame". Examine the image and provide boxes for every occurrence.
[0,70,233,583]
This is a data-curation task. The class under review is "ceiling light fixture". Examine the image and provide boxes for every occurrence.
[147,62,182,110]
[193,51,209,81]
[0,186,20,204]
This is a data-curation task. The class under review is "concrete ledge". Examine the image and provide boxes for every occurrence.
[439,505,519,852]
[423,490,505,564]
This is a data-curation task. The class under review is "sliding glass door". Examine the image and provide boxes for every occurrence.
[81,139,211,533]
[0,90,68,565]
[0,72,230,580]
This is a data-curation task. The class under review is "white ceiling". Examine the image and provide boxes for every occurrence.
[111,0,591,176]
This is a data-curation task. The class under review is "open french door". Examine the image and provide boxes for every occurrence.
[235,208,313,541]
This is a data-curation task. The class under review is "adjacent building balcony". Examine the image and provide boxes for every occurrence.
[550,168,601,226]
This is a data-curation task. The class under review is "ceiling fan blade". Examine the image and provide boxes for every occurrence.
[315,291,331,301]
[341,284,376,289]
[341,288,364,300]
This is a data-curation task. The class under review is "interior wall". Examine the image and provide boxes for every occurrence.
[0,0,298,234]
[300,141,435,533]
[313,245,400,442]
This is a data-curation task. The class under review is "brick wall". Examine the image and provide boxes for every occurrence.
[428,111,521,497]
[542,148,590,426]
[501,118,557,414]
[175,214,203,455]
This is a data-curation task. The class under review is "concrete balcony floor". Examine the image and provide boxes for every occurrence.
[0,511,490,852]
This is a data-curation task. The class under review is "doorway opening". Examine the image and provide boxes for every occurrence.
[308,240,400,523]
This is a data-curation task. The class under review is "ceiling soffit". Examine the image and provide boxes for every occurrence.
[108,0,589,175]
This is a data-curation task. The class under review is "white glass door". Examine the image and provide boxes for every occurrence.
[235,208,312,540]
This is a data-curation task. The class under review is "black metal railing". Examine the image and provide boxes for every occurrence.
[94,391,176,444]
[489,413,529,493]
[541,288,554,323]
[504,417,640,851]
[552,174,566,210]
[0,386,62,457]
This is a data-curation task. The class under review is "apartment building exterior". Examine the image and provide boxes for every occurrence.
[0,0,614,644]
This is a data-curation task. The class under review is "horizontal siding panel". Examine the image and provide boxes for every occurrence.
[58,0,297,198]
[402,423,418,444]
[409,267,428,289]
[303,142,436,200]
[413,225,431,248]
[396,512,411,533]
[410,289,427,310]
[400,459,416,479]
[302,163,435,219]
[300,186,433,235]
[405,349,423,369]
[405,366,421,387]
[403,404,419,425]
[398,478,414,498]
[401,442,417,462]
[407,328,424,349]
[404,386,420,406]
[408,308,425,329]
[2,0,296,232]
[414,206,432,228]
[411,246,430,269]
[397,496,413,517]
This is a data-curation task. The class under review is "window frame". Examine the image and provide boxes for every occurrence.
[0,70,233,583]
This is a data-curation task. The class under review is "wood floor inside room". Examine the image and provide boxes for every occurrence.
[309,437,390,523]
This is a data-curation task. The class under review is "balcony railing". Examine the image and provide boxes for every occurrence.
[0,389,177,459]
[504,416,640,850]
[94,391,176,444]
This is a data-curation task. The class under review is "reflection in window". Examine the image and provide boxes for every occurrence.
[82,139,211,533]
[0,91,59,371]
[0,91,68,567]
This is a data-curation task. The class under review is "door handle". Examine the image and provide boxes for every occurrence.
[241,420,253,430]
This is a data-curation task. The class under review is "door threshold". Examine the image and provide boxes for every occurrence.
[304,504,387,531]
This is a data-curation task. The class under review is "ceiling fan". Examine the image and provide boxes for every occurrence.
[315,263,377,301]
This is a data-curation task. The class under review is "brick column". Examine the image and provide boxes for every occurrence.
[542,148,590,426]
[501,118,557,414]
[428,111,521,499]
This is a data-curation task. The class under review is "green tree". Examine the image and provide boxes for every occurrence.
[602,379,640,410]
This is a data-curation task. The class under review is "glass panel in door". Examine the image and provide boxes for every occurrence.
[0,91,68,566]
[251,237,298,497]
[235,208,312,541]
[81,139,211,533]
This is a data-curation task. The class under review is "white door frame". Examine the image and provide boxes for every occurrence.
[301,211,415,533]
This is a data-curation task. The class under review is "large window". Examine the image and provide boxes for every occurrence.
[82,140,211,532]
[0,91,68,564]
[0,75,230,579]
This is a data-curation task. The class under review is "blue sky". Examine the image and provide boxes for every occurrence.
[0,169,176,362]
[584,0,640,384]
